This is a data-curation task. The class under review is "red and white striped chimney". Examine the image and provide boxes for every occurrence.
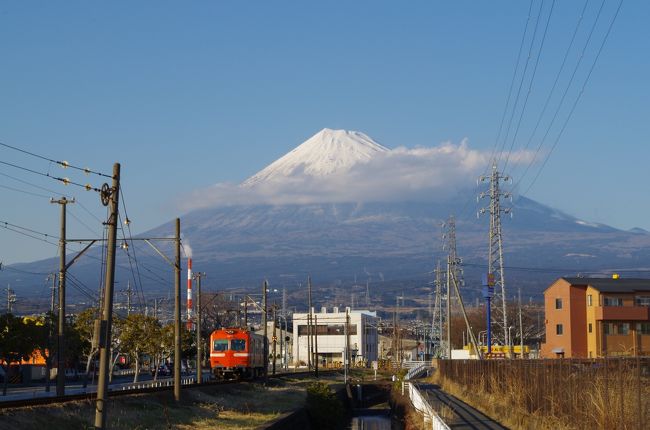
[187,258,193,330]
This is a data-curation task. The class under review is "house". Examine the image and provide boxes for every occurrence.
[541,276,650,358]
[292,307,378,367]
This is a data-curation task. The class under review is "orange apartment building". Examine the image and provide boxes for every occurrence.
[541,277,650,358]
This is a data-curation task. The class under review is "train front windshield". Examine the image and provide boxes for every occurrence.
[213,339,228,351]
[231,339,246,351]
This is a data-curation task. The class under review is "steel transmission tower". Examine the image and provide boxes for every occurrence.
[478,163,512,348]
[430,260,445,357]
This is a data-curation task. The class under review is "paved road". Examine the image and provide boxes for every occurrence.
[417,383,509,430]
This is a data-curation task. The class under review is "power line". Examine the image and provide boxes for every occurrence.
[487,0,535,170]
[0,219,59,244]
[0,141,112,178]
[502,0,557,172]
[0,183,50,199]
[495,0,546,167]
[510,0,591,183]
[523,0,623,195]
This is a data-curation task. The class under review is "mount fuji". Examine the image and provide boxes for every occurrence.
[5,128,650,305]
[242,128,389,186]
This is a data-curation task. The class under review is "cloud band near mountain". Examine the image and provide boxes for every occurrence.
[182,140,533,209]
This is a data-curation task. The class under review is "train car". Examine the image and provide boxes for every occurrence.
[209,328,267,379]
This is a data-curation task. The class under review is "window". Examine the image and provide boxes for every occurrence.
[603,297,623,306]
[555,298,563,310]
[556,324,563,335]
[635,296,650,306]
[588,323,593,333]
[297,324,357,336]
[637,323,650,335]
[213,339,228,352]
[604,323,614,335]
[619,323,630,335]
[231,339,246,351]
[587,295,593,306]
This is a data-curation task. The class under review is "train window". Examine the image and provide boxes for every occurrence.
[213,339,228,351]
[231,339,246,351]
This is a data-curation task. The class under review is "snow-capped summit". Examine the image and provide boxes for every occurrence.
[242,128,388,186]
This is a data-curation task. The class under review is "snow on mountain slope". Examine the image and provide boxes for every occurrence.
[242,128,389,186]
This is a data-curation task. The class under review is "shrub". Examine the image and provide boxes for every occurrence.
[305,382,345,430]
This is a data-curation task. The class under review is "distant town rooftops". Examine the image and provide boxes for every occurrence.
[557,276,650,293]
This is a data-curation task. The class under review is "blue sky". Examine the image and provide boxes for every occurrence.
[0,0,647,264]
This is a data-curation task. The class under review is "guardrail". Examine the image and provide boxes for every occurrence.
[405,362,429,380]
[404,382,450,430]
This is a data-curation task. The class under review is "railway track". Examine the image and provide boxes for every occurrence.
[0,369,337,410]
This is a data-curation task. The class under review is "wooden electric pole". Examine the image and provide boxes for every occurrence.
[94,163,119,429]
[174,218,181,400]
[272,305,277,375]
[51,196,74,397]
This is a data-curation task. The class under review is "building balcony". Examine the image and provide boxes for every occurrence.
[595,306,650,321]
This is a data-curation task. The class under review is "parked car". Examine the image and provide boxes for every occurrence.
[151,365,171,377]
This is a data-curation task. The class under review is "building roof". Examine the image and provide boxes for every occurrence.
[560,277,650,293]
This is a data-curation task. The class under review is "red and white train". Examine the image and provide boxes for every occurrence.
[209,328,267,379]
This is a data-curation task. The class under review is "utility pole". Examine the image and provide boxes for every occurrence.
[365,279,370,308]
[94,163,119,429]
[173,218,181,400]
[51,195,74,397]
[244,295,248,328]
[262,280,268,380]
[449,260,482,359]
[193,271,205,383]
[518,288,524,358]
[314,314,319,378]
[272,305,277,375]
[479,163,512,350]
[5,285,16,313]
[307,276,313,370]
[122,281,133,316]
[446,255,451,360]
[282,287,287,318]
[48,274,57,314]
[344,308,349,384]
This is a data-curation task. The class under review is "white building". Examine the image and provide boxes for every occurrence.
[292,307,379,367]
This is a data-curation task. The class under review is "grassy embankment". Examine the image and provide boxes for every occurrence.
[0,377,315,430]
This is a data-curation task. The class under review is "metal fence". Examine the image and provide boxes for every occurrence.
[438,357,650,430]
[404,382,450,430]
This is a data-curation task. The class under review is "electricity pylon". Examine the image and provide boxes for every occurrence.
[478,163,512,348]
[431,260,444,357]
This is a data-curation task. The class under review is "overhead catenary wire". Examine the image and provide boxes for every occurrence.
[118,185,147,311]
[0,159,103,192]
[0,141,112,178]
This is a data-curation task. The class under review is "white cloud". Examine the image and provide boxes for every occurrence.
[182,140,534,210]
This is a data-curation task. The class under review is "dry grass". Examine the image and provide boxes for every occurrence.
[0,378,315,430]
[431,360,650,430]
